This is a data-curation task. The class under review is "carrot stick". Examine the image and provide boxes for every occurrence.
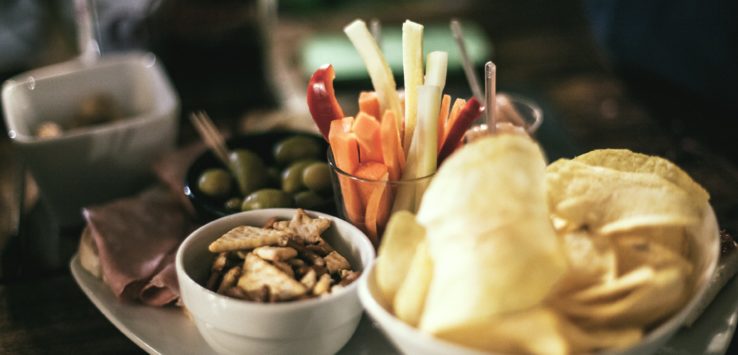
[365,171,392,245]
[353,112,383,163]
[358,91,381,120]
[437,97,482,165]
[380,110,405,181]
[340,116,355,133]
[443,98,466,146]
[352,162,389,205]
[437,94,451,148]
[329,119,363,226]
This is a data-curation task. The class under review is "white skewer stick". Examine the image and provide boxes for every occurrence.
[485,61,497,133]
[450,19,483,103]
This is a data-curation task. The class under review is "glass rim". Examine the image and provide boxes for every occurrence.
[494,92,544,134]
[327,149,435,185]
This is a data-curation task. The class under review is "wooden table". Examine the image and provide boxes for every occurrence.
[2,1,737,353]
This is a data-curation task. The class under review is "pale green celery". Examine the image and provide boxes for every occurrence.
[412,84,441,207]
[402,20,424,155]
[392,84,441,213]
[344,20,403,131]
[424,51,448,91]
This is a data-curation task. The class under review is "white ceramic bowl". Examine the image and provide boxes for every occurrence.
[359,206,720,355]
[176,208,376,355]
[2,52,179,226]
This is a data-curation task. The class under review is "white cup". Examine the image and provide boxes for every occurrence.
[2,52,180,226]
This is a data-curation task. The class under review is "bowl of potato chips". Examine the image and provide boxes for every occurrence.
[359,135,719,355]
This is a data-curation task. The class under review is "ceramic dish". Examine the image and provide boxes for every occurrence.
[176,208,374,355]
[184,132,331,221]
[71,253,738,355]
[359,206,721,355]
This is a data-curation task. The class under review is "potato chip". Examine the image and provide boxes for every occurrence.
[552,265,688,327]
[375,211,426,305]
[563,266,655,304]
[572,149,709,208]
[613,234,693,276]
[551,231,617,295]
[546,159,701,235]
[393,240,433,327]
[558,320,642,353]
[417,135,566,334]
[433,307,571,355]
[434,306,642,355]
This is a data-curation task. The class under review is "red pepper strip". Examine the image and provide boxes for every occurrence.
[437,97,482,165]
[307,64,345,141]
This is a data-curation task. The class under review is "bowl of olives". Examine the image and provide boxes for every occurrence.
[185,131,335,221]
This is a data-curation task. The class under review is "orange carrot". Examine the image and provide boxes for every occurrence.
[339,116,354,133]
[329,119,363,226]
[380,110,405,181]
[443,98,467,147]
[352,112,383,163]
[437,94,451,148]
[365,171,392,244]
[352,162,389,205]
[358,91,381,120]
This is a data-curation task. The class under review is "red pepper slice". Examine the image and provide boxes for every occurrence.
[437,97,482,165]
[307,64,345,141]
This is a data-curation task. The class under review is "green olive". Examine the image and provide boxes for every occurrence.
[241,189,295,211]
[224,197,242,211]
[302,162,332,195]
[197,168,232,198]
[273,136,322,166]
[294,190,332,210]
[281,160,318,194]
[228,149,267,196]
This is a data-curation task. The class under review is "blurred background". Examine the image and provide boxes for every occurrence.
[1,0,737,264]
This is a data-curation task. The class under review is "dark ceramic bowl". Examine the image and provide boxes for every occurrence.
[184,131,332,222]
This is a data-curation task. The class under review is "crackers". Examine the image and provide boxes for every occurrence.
[205,209,360,303]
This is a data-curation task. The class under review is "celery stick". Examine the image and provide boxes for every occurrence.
[402,20,424,155]
[412,85,441,206]
[392,85,441,213]
[424,51,448,91]
[344,20,403,131]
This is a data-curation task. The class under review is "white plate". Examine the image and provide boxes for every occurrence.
[71,254,738,355]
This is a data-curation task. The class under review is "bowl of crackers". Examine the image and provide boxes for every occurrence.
[175,208,375,355]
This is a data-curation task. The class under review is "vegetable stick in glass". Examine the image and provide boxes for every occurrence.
[424,51,448,91]
[344,20,403,136]
[412,84,442,207]
[358,91,381,120]
[353,112,383,163]
[402,20,425,154]
[306,64,345,141]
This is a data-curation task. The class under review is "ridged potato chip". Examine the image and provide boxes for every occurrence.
[551,265,689,327]
[573,149,709,207]
[551,231,617,296]
[418,135,567,334]
[546,159,701,235]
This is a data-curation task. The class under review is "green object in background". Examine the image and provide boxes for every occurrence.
[301,21,492,82]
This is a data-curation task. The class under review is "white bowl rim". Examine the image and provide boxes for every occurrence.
[176,208,376,313]
[359,206,721,355]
